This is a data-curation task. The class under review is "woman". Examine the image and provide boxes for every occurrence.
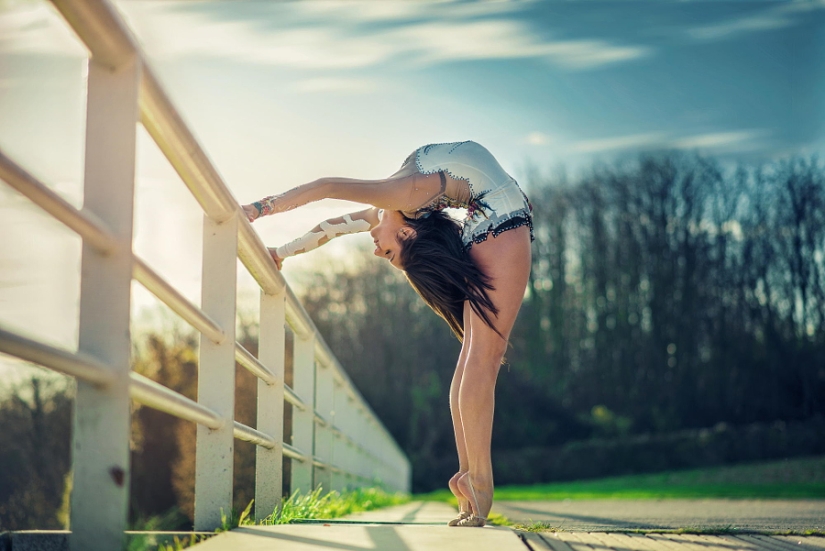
[242,140,533,527]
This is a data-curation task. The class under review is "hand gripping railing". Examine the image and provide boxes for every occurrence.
[0,2,411,549]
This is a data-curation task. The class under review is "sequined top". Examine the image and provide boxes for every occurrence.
[401,142,491,220]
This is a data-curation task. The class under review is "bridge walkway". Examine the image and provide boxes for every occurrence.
[192,501,523,550]
[192,501,825,551]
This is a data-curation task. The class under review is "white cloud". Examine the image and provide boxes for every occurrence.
[671,130,768,152]
[110,1,650,71]
[687,2,824,41]
[569,129,769,155]
[290,1,436,22]
[2,1,651,71]
[393,20,650,69]
[570,132,666,154]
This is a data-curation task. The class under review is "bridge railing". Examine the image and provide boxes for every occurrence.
[0,1,410,549]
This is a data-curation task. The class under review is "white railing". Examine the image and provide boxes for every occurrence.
[0,1,411,549]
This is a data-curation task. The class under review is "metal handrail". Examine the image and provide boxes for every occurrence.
[282,443,307,462]
[51,0,138,70]
[0,148,119,255]
[234,342,278,385]
[233,421,276,449]
[130,372,224,430]
[0,326,116,388]
[284,384,306,411]
[133,258,226,344]
[313,412,329,428]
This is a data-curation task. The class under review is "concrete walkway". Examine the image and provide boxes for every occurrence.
[519,531,825,551]
[492,499,825,531]
[191,500,825,551]
[191,502,524,550]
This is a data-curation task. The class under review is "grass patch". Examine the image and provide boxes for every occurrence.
[770,529,825,537]
[419,456,825,501]
[491,481,825,500]
[130,487,408,550]
[672,525,739,535]
[486,512,513,526]
[511,521,563,532]
[256,486,410,525]
[513,525,825,536]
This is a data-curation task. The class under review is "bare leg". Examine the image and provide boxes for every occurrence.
[455,226,532,522]
[448,312,473,518]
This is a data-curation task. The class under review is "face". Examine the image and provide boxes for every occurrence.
[369,209,415,269]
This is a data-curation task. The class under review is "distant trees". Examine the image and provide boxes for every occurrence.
[514,153,824,435]
[0,376,71,530]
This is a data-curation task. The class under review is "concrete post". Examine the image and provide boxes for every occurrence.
[330,380,345,492]
[291,335,315,494]
[71,56,140,551]
[194,213,238,530]
[313,363,334,492]
[255,290,285,521]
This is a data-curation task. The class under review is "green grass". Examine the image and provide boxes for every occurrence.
[511,520,563,532]
[227,486,411,527]
[128,486,409,550]
[419,456,825,502]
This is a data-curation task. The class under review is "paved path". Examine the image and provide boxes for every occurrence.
[519,531,825,551]
[192,502,524,550]
[191,501,825,550]
[492,499,825,531]
[341,501,462,524]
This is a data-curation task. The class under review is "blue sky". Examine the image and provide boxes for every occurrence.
[0,0,823,382]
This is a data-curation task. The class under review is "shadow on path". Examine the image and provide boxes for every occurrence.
[231,525,413,551]
[399,502,426,523]
[500,503,673,530]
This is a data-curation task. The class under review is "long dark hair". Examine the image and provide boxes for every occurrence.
[398,210,500,341]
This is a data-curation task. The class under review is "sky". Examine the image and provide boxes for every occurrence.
[0,0,823,383]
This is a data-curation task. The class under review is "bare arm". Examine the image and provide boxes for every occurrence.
[267,207,379,268]
[245,171,444,221]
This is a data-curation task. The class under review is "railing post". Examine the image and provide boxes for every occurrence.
[291,334,315,494]
[330,380,345,492]
[314,362,334,491]
[345,396,359,486]
[194,213,238,530]
[354,407,368,481]
[255,289,285,521]
[71,56,140,551]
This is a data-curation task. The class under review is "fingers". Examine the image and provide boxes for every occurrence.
[267,248,283,270]
[242,204,258,223]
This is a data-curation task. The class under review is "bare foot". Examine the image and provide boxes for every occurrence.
[456,472,493,520]
[448,472,471,515]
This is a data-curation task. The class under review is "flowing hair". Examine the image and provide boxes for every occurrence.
[398,210,500,342]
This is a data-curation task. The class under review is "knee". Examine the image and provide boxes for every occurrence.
[470,334,508,362]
